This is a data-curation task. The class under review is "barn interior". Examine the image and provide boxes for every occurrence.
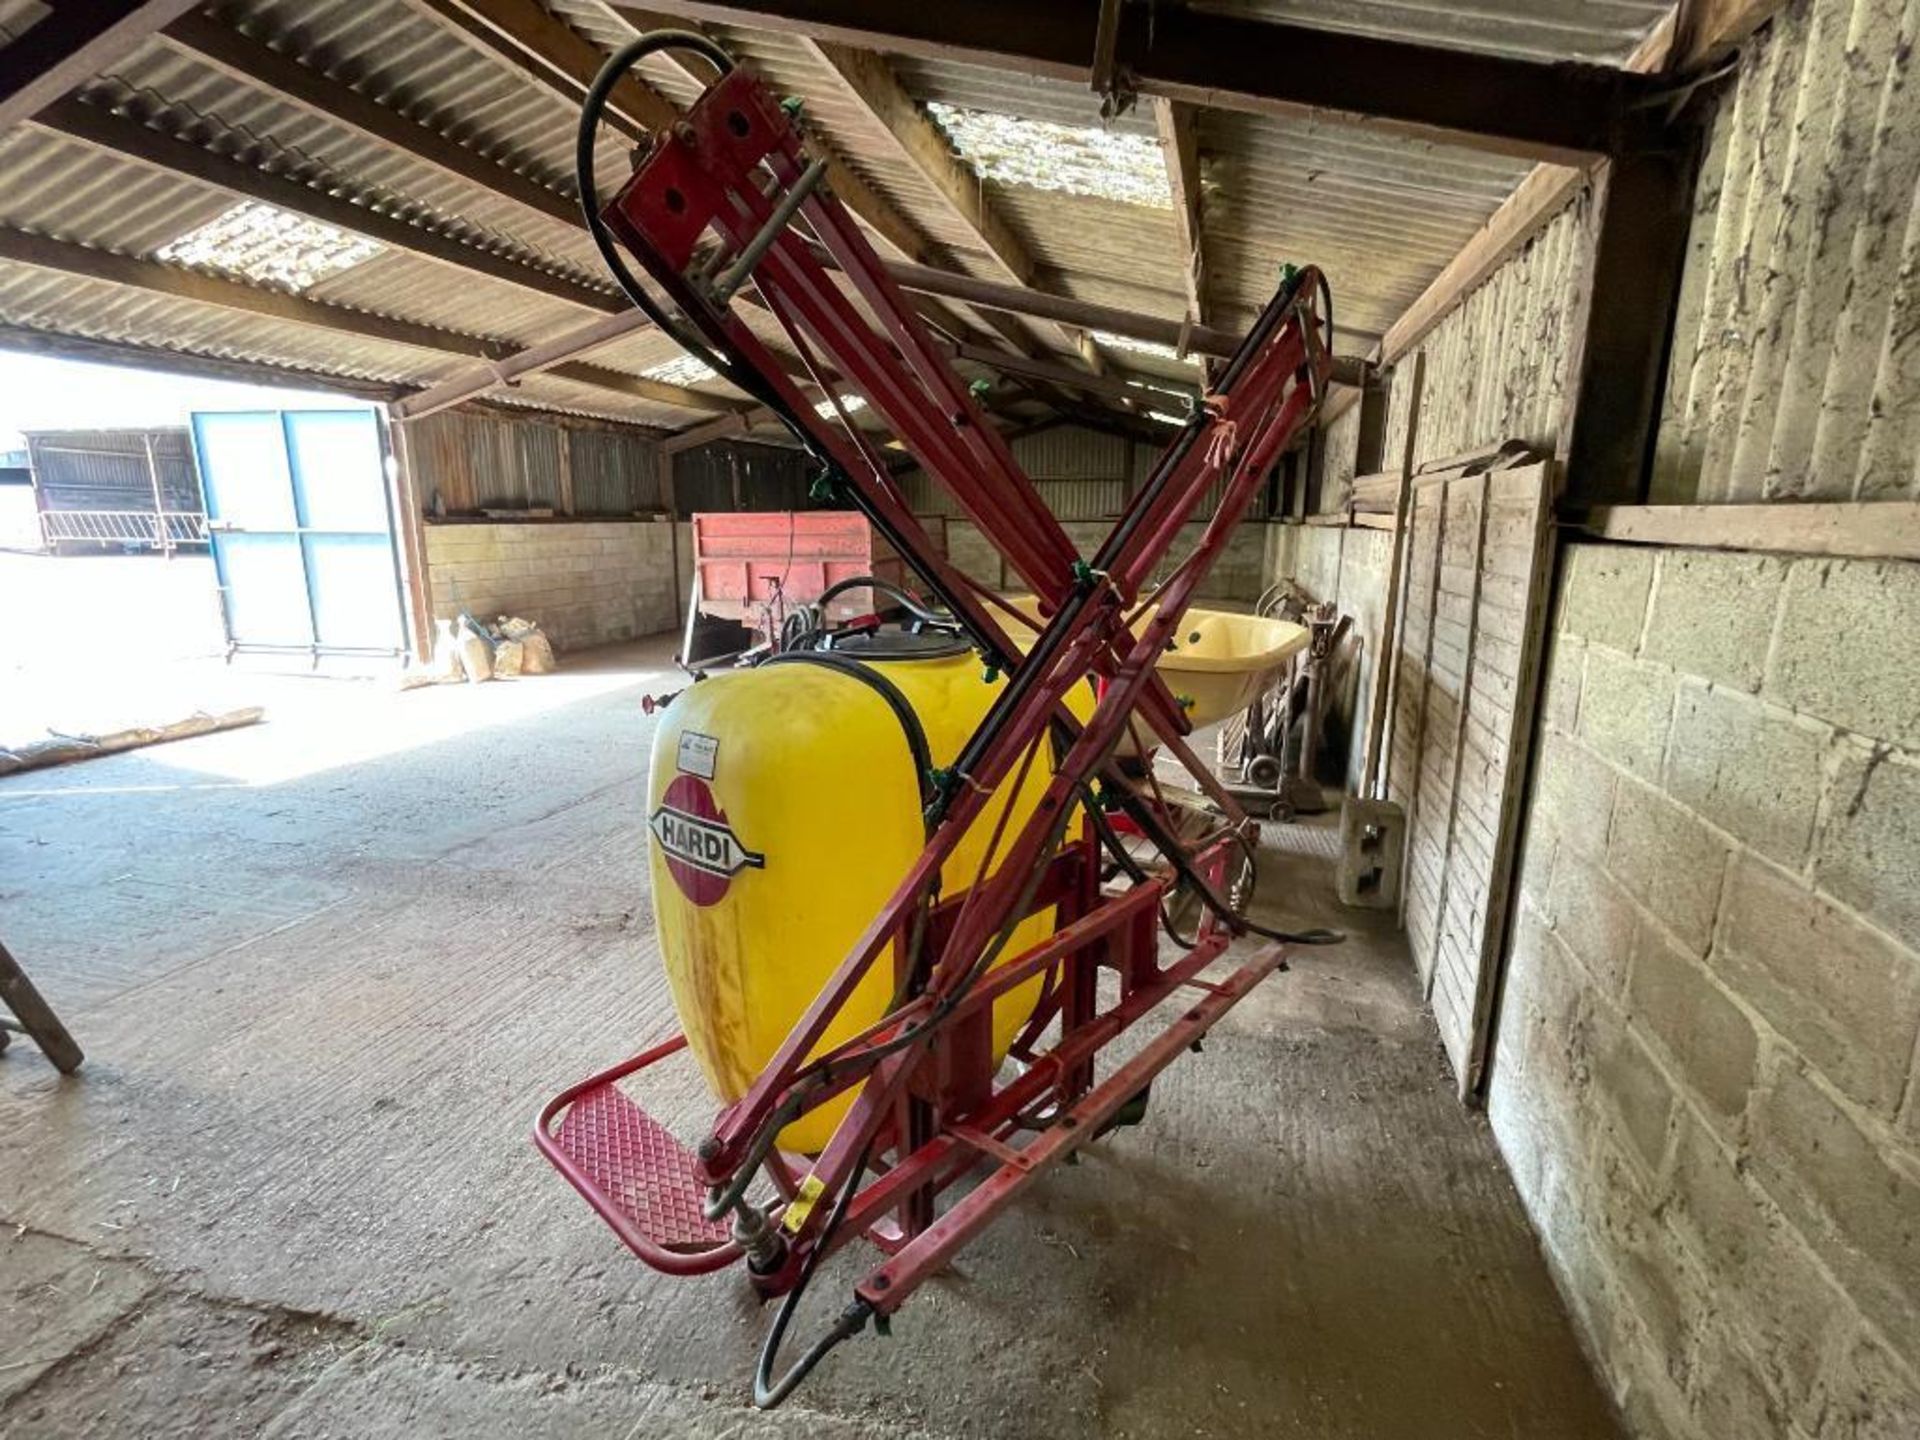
[1,4,1915,1438]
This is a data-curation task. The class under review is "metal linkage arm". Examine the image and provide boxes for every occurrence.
[600,68,1190,729]
[590,41,1330,1275]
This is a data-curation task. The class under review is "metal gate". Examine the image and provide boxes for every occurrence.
[191,408,406,659]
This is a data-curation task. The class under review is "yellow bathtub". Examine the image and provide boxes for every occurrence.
[997,595,1308,732]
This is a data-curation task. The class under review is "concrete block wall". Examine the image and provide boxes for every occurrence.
[424,520,679,653]
[938,518,1268,602]
[1488,541,1920,1439]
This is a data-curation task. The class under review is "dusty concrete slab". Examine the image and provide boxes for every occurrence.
[1,637,1619,1438]
[3,1274,355,1439]
[0,1229,156,1405]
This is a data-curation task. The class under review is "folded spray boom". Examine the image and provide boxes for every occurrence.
[535,33,1336,1408]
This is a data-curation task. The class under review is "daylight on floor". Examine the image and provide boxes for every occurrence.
[2,3,1915,1438]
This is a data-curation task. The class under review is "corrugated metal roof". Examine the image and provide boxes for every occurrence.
[0,0,703,430]
[994,186,1184,320]
[887,56,1157,139]
[1192,0,1672,64]
[878,47,1524,348]
[225,0,609,196]
[77,54,597,281]
[0,0,1669,443]
[1200,109,1528,342]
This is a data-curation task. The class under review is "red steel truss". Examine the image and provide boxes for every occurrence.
[536,48,1333,1406]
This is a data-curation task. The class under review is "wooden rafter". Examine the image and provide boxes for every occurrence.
[1671,0,1790,69]
[0,0,203,132]
[579,3,722,92]
[378,239,1367,431]
[403,0,677,133]
[946,342,1192,409]
[804,38,1034,285]
[633,0,1665,166]
[33,96,624,316]
[797,37,1084,358]
[0,226,741,416]
[159,13,582,230]
[1153,98,1205,335]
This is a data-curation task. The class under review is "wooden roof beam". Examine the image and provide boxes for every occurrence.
[33,95,624,316]
[0,226,740,417]
[633,0,1669,165]
[158,13,583,231]
[390,311,749,419]
[797,36,1086,358]
[1671,0,1791,71]
[375,240,1366,397]
[0,0,202,132]
[402,0,677,135]
[946,341,1193,409]
[1153,98,1206,336]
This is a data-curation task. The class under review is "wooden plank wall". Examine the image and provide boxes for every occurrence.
[1386,458,1554,1094]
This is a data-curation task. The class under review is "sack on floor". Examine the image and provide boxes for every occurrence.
[457,616,494,683]
[519,631,557,673]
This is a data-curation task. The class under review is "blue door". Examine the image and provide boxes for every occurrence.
[192,409,406,658]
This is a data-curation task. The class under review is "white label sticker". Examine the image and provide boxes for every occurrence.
[677,730,719,779]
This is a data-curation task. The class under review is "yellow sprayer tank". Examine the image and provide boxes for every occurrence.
[647,632,1089,1153]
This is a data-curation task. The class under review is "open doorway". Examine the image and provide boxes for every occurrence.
[0,352,406,767]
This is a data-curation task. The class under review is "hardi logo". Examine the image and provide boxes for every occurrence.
[650,773,763,906]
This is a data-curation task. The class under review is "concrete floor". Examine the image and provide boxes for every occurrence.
[1,637,1619,1438]
[1,552,257,751]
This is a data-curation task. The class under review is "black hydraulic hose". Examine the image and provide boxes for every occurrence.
[1080,780,1150,885]
[753,1134,878,1408]
[1105,779,1341,947]
[810,575,955,629]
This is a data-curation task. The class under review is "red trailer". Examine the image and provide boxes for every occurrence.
[683,510,919,664]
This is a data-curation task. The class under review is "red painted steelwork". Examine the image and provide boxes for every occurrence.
[535,46,1332,1404]
[535,1036,744,1276]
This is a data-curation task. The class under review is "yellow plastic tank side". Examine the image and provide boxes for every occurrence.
[870,655,1082,1057]
[650,664,921,1153]
[649,648,1094,1155]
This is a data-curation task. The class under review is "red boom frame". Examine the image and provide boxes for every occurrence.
[535,49,1332,1404]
